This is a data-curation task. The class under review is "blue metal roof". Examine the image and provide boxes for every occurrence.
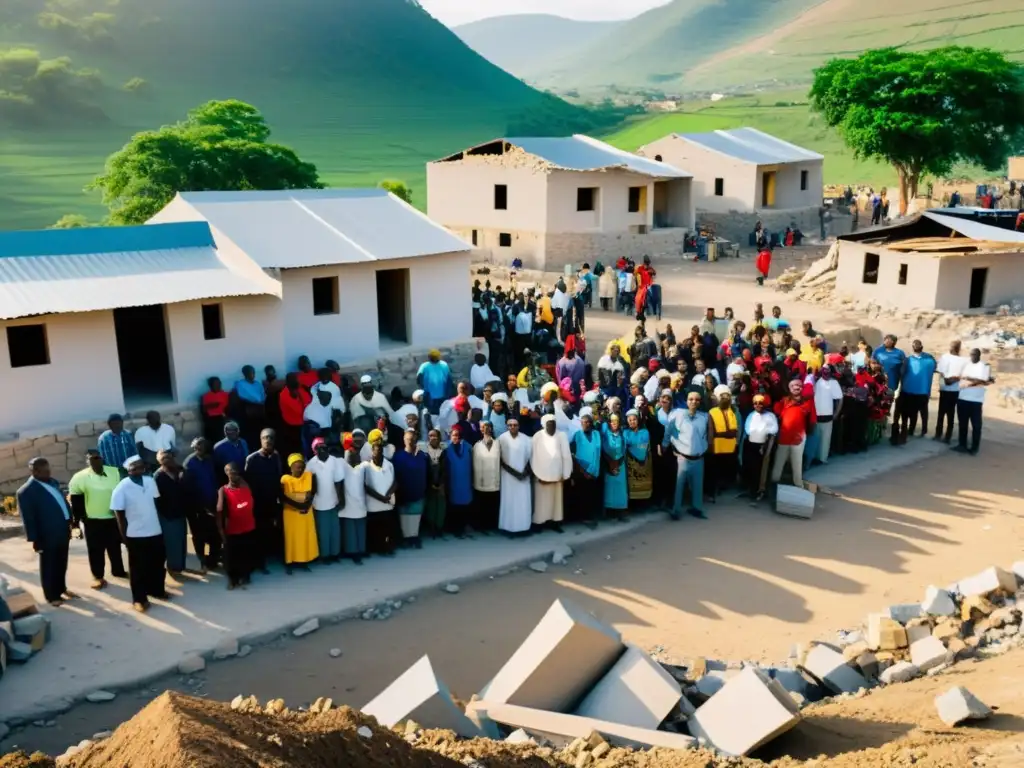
[674,127,823,165]
[0,222,215,259]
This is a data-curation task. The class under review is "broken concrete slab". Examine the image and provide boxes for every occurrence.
[575,643,681,730]
[687,668,801,757]
[362,655,482,739]
[887,604,923,624]
[956,567,1018,599]
[934,686,992,727]
[867,614,908,651]
[477,599,624,713]
[799,644,868,694]
[879,661,919,684]
[922,586,957,617]
[910,636,951,673]
[293,618,320,637]
[468,701,697,750]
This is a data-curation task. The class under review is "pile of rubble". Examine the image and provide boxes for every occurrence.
[1,577,52,678]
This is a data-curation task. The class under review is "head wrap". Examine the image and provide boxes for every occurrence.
[661,388,673,398]
[625,408,639,418]
[359,374,373,385]
[607,396,621,408]
[541,414,556,426]
[412,389,425,401]
[540,381,559,397]
[287,453,305,468]
[609,413,621,424]
[649,358,661,372]
[753,394,769,405]
[656,369,670,380]
[579,406,593,419]
[491,393,508,403]
[367,429,384,444]
[454,395,470,413]
[583,390,599,404]
[342,432,354,451]
[786,348,798,357]
[429,348,441,358]
[352,428,366,437]
[123,454,143,470]
[311,437,326,451]
[714,384,731,398]
[826,353,845,365]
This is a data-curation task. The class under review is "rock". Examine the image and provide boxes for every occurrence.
[552,545,574,565]
[575,751,594,768]
[934,686,992,727]
[961,595,996,622]
[694,672,728,699]
[927,663,950,677]
[842,641,870,662]
[7,640,34,663]
[293,618,320,637]
[867,614,908,651]
[910,636,951,673]
[956,567,1018,599]
[922,586,957,617]
[357,725,373,739]
[575,643,682,730]
[505,728,536,745]
[906,623,932,645]
[77,739,93,750]
[238,645,252,658]
[988,606,1021,629]
[444,583,460,594]
[85,690,116,703]
[529,561,548,574]
[799,645,868,694]
[854,651,880,680]
[933,618,964,642]
[177,655,205,675]
[330,648,343,658]
[92,731,113,740]
[945,636,970,659]
[212,637,239,660]
[586,731,607,750]
[888,604,923,624]
[231,695,245,710]
[310,697,333,714]
[591,742,611,759]
[880,662,919,684]
[265,698,286,715]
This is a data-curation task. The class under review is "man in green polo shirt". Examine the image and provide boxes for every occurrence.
[69,449,127,589]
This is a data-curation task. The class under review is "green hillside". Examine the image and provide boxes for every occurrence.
[453,14,621,83]
[0,0,601,230]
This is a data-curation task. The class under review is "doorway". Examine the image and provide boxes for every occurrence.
[113,305,173,404]
[968,268,988,309]
[762,171,777,207]
[376,268,410,347]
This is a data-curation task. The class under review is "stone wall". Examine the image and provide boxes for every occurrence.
[698,207,844,245]
[0,340,481,495]
[542,229,689,271]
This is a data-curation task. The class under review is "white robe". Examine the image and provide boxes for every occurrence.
[470,363,497,393]
[498,432,532,533]
[531,429,572,524]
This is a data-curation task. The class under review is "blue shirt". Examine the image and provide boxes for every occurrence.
[902,353,937,395]
[444,443,473,505]
[572,429,602,477]
[183,453,219,508]
[213,438,250,474]
[873,347,907,389]
[97,429,135,470]
[662,410,709,457]
[417,360,451,401]
[392,449,429,504]
[234,379,266,404]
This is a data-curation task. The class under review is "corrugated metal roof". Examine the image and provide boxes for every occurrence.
[0,223,281,321]
[674,127,824,165]
[173,188,472,269]
[923,211,1024,244]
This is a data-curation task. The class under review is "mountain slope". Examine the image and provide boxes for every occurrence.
[453,14,621,82]
[0,0,598,229]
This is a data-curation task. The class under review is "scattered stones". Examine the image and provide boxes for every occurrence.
[922,586,957,617]
[177,655,206,675]
[293,618,320,637]
[528,561,549,574]
[933,617,964,642]
[230,695,245,710]
[329,648,343,658]
[988,606,1021,628]
[357,725,373,739]
[551,545,574,565]
[934,686,992,727]
[505,728,536,744]
[906,623,932,645]
[444,583,460,594]
[212,636,239,660]
[265,698,286,715]
[85,690,116,703]
[910,635,951,673]
[926,663,950,677]
[591,741,611,759]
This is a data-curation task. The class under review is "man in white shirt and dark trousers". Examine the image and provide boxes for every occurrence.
[934,340,967,443]
[952,348,993,455]
[811,366,843,465]
[134,411,176,472]
[111,455,168,613]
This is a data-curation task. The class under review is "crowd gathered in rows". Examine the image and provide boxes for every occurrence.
[17,275,995,616]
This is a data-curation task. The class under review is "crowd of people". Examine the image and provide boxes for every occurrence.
[16,281,995,616]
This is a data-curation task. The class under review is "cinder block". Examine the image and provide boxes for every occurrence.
[774,485,815,519]
[955,567,1017,599]
[879,661,918,684]
[799,644,868,694]
[687,668,801,757]
[910,636,950,673]
[468,701,697,751]
[4,592,39,620]
[478,599,624,712]
[362,655,481,738]
[575,643,681,729]
[887,604,923,624]
[906,623,932,645]
[13,614,49,652]
[934,686,991,727]
[922,586,956,617]
[867,614,908,651]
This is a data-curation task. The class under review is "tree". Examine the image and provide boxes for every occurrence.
[50,213,91,228]
[810,47,1024,214]
[378,179,412,204]
[90,100,322,225]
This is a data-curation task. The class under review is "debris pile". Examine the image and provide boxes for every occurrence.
[1,576,52,675]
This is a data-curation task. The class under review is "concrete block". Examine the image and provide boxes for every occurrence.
[933,617,964,642]
[934,686,992,727]
[799,644,868,694]
[922,586,957,617]
[5,591,39,620]
[7,640,33,663]
[478,599,624,712]
[906,623,932,645]
[910,636,950,673]
[854,651,879,680]
[867,614,908,651]
[956,567,1017,599]
[468,701,697,751]
[774,484,815,519]
[13,614,49,651]
[768,668,812,697]
[879,661,918,684]
[887,603,923,624]
[362,655,481,738]
[687,668,801,757]
[575,643,681,729]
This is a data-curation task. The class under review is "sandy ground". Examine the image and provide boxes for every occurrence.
[8,441,1023,758]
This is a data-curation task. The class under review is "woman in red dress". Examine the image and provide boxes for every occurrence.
[634,255,656,317]
[755,245,773,286]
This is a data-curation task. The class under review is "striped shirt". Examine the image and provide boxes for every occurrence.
[97,429,135,470]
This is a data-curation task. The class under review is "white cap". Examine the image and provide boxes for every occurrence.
[412,389,424,400]
[579,406,593,419]
[123,454,143,470]
[360,375,373,384]
[714,384,731,397]
[541,414,556,425]
[491,393,508,403]
[583,390,599,404]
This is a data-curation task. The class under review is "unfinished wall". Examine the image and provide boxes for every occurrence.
[698,207,827,244]
[543,229,688,271]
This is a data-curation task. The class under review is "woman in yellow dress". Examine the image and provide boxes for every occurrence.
[280,453,319,574]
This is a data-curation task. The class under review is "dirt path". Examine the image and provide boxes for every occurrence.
[9,444,1023,757]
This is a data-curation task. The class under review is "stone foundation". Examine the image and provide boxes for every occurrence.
[542,229,689,271]
[0,340,481,495]
[698,207,844,245]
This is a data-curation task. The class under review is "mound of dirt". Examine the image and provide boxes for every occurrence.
[0,753,55,768]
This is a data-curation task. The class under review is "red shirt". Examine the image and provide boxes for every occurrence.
[202,390,230,418]
[296,370,320,391]
[222,484,256,535]
[774,397,816,445]
[279,388,312,426]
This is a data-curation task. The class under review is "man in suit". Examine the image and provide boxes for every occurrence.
[17,457,79,606]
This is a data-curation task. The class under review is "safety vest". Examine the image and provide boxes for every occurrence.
[709,407,738,454]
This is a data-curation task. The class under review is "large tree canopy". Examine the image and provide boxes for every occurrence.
[809,46,1024,213]
[91,99,321,225]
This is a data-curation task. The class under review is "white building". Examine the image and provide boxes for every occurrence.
[0,190,473,436]
[638,128,823,241]
[427,134,694,271]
